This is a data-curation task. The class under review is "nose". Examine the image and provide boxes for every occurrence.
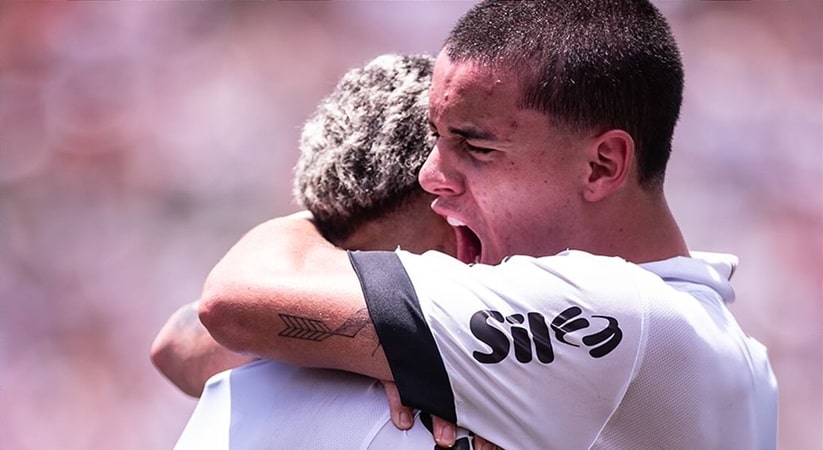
[419,143,461,197]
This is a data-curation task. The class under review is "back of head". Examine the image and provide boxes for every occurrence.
[294,54,435,244]
[445,0,683,191]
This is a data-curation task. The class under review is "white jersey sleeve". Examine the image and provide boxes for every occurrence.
[349,249,777,450]
[350,250,648,450]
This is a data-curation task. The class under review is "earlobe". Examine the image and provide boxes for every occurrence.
[583,130,633,203]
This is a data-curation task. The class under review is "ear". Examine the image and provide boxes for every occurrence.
[582,129,634,203]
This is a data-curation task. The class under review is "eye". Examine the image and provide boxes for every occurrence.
[428,123,440,139]
[465,143,494,155]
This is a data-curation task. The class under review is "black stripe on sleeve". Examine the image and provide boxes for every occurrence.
[348,250,457,423]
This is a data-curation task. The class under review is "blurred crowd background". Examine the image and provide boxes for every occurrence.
[1,2,820,449]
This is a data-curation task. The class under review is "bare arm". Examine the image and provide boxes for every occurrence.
[198,212,393,381]
[150,301,256,397]
[197,213,499,448]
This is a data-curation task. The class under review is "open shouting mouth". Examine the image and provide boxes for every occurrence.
[447,217,482,264]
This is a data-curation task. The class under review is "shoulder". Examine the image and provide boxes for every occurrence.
[399,248,647,281]
[397,249,651,311]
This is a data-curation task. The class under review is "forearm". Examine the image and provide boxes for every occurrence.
[198,213,393,381]
[150,301,255,397]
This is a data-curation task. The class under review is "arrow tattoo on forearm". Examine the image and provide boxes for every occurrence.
[278,308,370,341]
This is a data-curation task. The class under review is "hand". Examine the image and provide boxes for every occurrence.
[431,416,502,449]
[382,380,414,430]
[381,380,502,449]
[472,434,503,450]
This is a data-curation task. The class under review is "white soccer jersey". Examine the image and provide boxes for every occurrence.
[350,249,778,450]
[175,360,475,450]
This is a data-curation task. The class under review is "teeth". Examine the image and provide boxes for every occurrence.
[446,216,466,227]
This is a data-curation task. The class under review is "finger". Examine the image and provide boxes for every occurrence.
[472,434,501,450]
[382,380,413,430]
[432,415,456,448]
[473,435,503,450]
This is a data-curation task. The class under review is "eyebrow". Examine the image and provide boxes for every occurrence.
[430,120,498,142]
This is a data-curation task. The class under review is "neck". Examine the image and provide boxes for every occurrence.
[585,189,689,264]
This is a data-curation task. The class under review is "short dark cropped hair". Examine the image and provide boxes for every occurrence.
[445,0,684,190]
[294,54,436,243]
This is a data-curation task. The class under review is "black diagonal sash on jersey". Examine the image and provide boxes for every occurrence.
[348,250,457,423]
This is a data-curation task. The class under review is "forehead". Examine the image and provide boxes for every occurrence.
[432,53,521,110]
[429,52,551,144]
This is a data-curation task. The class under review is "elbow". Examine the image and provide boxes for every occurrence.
[198,290,249,355]
[149,336,172,377]
[149,336,199,397]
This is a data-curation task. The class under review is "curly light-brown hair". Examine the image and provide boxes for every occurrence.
[294,54,435,244]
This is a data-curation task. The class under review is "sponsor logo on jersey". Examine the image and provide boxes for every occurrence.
[469,306,622,363]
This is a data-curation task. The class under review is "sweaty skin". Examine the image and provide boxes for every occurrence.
[423,54,593,266]
[421,52,688,265]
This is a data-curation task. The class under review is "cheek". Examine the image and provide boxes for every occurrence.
[468,156,578,222]
[482,176,575,229]
[473,183,527,234]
